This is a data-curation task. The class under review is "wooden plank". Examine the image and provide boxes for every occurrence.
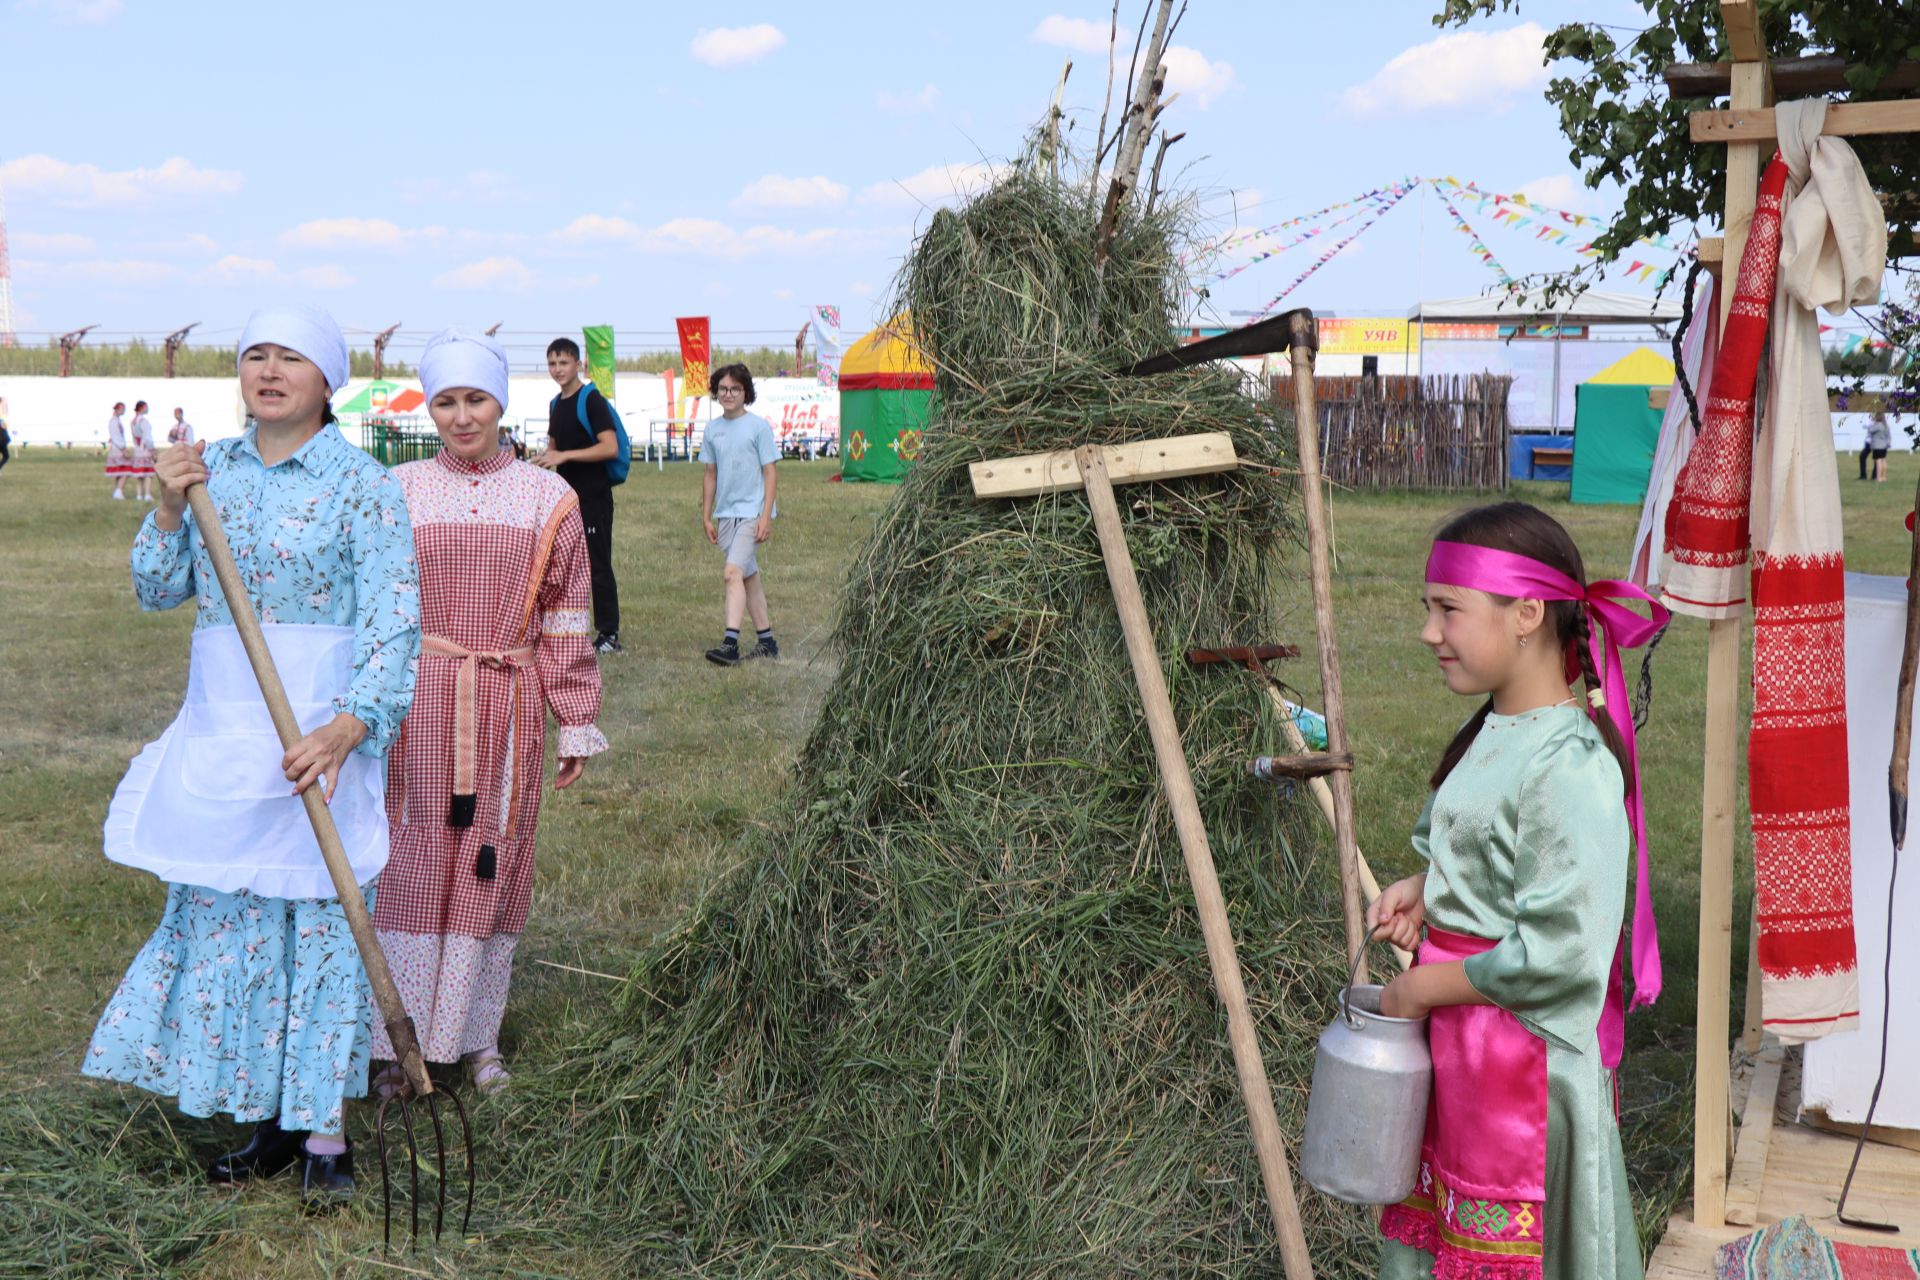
[969,432,1238,499]
[1741,900,1764,1051]
[1531,446,1574,466]
[1651,387,1672,411]
[1800,1108,1920,1155]
[1724,1042,1785,1226]
[1721,0,1762,64]
[1663,55,1920,98]
[1692,98,1920,143]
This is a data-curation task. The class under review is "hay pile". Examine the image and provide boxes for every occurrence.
[495,153,1374,1275]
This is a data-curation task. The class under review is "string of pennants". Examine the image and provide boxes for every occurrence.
[1212,175,1686,303]
[1249,184,1415,320]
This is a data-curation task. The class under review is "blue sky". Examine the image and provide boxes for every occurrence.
[2,0,1689,370]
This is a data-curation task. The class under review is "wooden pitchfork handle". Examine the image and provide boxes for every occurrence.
[183,482,435,1098]
[1894,473,1920,851]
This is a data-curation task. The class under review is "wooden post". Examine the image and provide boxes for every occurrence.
[1287,315,1369,971]
[1693,0,1768,1230]
[1075,444,1316,1280]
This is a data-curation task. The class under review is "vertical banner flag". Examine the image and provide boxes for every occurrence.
[813,304,842,388]
[676,315,711,431]
[583,324,616,406]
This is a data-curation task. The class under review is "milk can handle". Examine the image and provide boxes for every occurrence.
[1341,935,1400,1028]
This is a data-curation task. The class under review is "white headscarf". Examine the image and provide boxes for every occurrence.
[236,305,350,394]
[418,328,511,412]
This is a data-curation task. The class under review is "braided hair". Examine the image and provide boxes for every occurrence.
[1427,501,1636,797]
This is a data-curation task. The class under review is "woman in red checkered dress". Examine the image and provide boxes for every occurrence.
[370,330,608,1094]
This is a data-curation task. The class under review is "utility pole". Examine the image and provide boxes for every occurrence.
[163,322,200,378]
[484,322,503,337]
[372,323,401,379]
[58,325,97,377]
[794,320,810,377]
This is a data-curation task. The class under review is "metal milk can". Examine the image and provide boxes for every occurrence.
[1298,946,1432,1205]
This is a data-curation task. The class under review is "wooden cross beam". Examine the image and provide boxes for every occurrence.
[1691,98,1920,143]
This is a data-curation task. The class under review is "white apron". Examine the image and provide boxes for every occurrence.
[104,624,389,899]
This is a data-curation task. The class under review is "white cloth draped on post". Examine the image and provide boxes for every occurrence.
[104,624,390,899]
[1629,274,1719,591]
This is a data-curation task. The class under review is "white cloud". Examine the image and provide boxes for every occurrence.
[279,218,446,251]
[20,0,123,24]
[1516,173,1604,215]
[0,154,243,208]
[13,231,95,255]
[15,257,186,286]
[1031,14,1109,53]
[690,24,786,69]
[434,256,536,291]
[876,83,941,113]
[209,255,280,282]
[1340,23,1549,116]
[399,170,527,206]
[551,214,850,260]
[858,161,1002,208]
[1159,47,1237,109]
[1031,18,1235,109]
[296,264,356,289]
[732,174,848,211]
[849,282,875,297]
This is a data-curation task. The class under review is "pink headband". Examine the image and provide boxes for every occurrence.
[1425,539,1672,1027]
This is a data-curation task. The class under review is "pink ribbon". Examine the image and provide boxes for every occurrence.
[1424,540,1670,1018]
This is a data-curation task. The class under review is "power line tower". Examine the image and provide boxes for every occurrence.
[59,325,97,377]
[484,322,503,337]
[0,182,15,349]
[163,322,200,378]
[372,323,401,379]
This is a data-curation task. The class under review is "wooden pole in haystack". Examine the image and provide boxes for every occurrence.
[1095,0,1175,269]
[1284,312,1369,973]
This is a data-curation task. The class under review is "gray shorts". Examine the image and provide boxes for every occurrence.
[716,517,761,577]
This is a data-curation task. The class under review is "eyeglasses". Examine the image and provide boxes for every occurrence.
[716,385,745,395]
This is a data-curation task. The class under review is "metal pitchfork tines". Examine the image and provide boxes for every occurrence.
[183,481,475,1247]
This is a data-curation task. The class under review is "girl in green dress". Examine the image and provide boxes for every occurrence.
[1367,501,1669,1280]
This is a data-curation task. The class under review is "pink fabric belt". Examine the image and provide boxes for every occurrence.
[423,635,535,829]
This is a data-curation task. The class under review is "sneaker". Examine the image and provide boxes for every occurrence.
[594,633,623,654]
[705,638,742,666]
[746,637,780,661]
[111,490,126,500]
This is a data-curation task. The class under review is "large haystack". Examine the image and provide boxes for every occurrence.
[496,152,1372,1275]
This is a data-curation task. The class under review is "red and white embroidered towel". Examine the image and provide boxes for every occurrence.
[1748,99,1884,1042]
[1660,158,1787,617]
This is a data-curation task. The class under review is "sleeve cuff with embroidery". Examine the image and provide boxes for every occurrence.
[558,723,610,759]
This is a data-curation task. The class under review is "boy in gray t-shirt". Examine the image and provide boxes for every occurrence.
[698,363,781,665]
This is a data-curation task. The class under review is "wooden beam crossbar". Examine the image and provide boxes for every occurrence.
[1691,98,1920,143]
[1664,55,1920,99]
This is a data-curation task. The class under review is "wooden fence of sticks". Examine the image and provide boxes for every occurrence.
[1271,373,1513,491]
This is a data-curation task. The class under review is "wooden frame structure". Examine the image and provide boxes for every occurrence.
[1648,3,1920,1272]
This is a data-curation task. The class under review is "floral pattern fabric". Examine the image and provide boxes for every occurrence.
[129,422,421,755]
[84,883,377,1134]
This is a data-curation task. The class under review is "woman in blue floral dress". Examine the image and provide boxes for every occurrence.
[83,305,420,1208]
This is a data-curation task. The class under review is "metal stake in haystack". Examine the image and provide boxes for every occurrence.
[183,482,474,1248]
[969,432,1316,1280]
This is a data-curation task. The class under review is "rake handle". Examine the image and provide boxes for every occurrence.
[1894,469,1920,850]
[1075,445,1314,1280]
[183,482,433,1098]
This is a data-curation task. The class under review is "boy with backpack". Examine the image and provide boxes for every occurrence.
[538,337,628,653]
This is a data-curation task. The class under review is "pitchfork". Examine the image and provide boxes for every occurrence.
[184,481,474,1247]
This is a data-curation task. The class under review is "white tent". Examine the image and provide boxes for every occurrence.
[1411,287,1683,326]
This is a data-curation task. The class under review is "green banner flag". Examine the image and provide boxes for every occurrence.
[583,324,616,404]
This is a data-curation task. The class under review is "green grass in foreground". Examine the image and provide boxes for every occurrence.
[2,449,1914,1277]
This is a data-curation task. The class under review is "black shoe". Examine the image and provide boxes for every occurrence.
[746,637,779,661]
[594,632,623,654]
[300,1142,355,1210]
[207,1118,308,1184]
[705,639,741,666]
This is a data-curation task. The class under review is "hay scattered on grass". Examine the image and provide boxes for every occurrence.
[484,147,1373,1275]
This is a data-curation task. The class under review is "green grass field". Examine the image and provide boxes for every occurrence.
[2,447,1914,1277]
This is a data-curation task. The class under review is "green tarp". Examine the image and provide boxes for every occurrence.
[1570,383,1662,504]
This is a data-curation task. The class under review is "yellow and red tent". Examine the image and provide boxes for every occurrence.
[838,313,933,483]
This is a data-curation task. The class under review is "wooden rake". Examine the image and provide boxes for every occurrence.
[184,482,474,1248]
[969,430,1316,1279]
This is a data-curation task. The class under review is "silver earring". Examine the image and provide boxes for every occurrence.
[1519,635,1530,647]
